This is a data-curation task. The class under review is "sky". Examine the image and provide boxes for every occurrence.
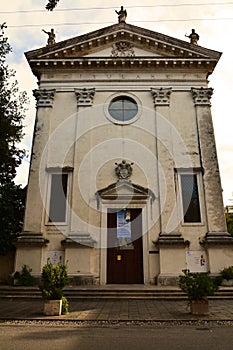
[1,0,233,205]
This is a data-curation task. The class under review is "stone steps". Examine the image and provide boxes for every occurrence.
[0,286,233,300]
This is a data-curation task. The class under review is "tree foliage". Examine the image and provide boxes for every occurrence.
[39,260,69,300]
[226,212,233,235]
[0,183,26,255]
[45,0,60,11]
[0,23,27,254]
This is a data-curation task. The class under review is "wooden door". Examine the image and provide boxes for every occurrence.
[107,209,143,284]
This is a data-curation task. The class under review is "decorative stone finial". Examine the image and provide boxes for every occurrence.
[185,29,199,45]
[115,160,134,180]
[42,28,56,46]
[115,6,127,23]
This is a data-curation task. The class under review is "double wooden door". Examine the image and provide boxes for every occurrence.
[107,208,143,284]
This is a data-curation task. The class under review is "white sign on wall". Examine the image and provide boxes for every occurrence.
[45,251,64,266]
[186,251,208,273]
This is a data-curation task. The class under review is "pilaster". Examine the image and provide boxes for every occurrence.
[191,87,227,234]
[15,89,57,274]
[151,87,179,234]
[70,88,96,237]
[23,89,57,234]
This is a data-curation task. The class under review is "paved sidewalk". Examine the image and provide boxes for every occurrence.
[1,299,233,321]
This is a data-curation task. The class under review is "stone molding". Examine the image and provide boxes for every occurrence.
[191,87,213,106]
[154,232,190,247]
[46,166,74,173]
[61,233,96,248]
[74,88,95,107]
[201,232,233,246]
[33,89,56,108]
[15,232,49,247]
[151,87,172,106]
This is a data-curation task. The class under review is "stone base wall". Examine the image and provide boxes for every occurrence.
[157,274,180,286]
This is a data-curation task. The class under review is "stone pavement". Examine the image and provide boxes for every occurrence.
[1,299,233,321]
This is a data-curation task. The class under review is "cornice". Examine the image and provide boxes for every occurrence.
[29,57,216,79]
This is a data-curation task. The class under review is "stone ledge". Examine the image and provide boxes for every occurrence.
[61,233,96,248]
[14,232,49,247]
[154,232,190,248]
[67,275,95,285]
[157,274,179,287]
[201,232,233,246]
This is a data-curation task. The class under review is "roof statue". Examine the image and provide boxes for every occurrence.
[115,6,127,23]
[185,29,199,45]
[42,28,56,46]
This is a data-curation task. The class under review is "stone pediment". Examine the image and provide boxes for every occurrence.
[26,22,221,77]
[96,180,155,203]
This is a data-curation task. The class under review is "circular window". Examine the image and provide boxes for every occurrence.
[108,96,138,122]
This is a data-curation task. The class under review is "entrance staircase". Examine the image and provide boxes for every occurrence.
[0,285,233,300]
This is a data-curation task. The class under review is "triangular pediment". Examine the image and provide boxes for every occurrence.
[25,22,221,78]
[96,180,155,201]
[26,22,221,61]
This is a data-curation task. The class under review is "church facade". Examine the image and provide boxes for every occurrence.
[15,13,233,285]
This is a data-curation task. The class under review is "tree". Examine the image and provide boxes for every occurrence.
[0,23,28,254]
[45,0,60,11]
[0,184,26,255]
[226,212,233,236]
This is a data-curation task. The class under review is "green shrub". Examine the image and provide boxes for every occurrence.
[62,296,69,314]
[14,265,35,286]
[179,269,218,301]
[39,259,69,300]
[220,266,233,280]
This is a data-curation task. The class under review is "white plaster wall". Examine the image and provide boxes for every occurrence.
[19,63,227,282]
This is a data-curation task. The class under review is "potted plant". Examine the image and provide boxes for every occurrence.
[179,269,218,315]
[39,259,69,316]
[220,266,233,286]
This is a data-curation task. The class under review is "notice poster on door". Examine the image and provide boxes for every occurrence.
[117,210,131,238]
[186,251,208,273]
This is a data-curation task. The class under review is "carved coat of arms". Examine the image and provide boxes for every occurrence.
[111,42,135,57]
[115,160,134,180]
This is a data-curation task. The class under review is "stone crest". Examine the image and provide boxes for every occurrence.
[111,41,135,57]
[115,160,134,180]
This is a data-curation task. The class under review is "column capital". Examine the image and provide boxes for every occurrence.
[151,87,172,107]
[33,89,56,108]
[75,88,95,107]
[191,87,213,106]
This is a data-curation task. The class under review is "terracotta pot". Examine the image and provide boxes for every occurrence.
[44,300,62,316]
[191,299,209,315]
